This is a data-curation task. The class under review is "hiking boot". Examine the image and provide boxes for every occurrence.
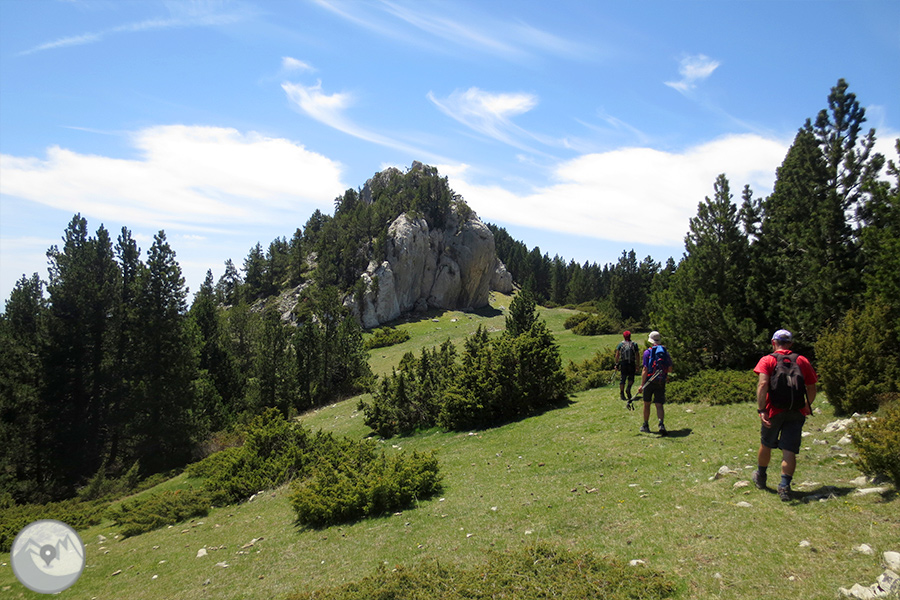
[752,470,766,489]
[658,424,667,436]
[639,424,651,434]
[777,484,792,502]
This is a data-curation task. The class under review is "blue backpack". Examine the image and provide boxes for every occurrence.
[648,346,670,379]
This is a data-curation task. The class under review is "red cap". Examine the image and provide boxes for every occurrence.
[623,330,631,339]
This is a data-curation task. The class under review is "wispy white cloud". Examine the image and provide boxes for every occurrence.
[311,0,591,62]
[665,54,721,94]
[281,56,314,72]
[282,80,452,162]
[429,87,549,154]
[445,133,790,247]
[0,125,346,230]
[18,2,249,55]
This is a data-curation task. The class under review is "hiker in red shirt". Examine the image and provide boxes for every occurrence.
[752,329,818,501]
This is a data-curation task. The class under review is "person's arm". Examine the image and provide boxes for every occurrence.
[799,357,817,411]
[638,362,648,391]
[757,372,771,427]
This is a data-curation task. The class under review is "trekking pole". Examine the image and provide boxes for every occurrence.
[625,369,662,411]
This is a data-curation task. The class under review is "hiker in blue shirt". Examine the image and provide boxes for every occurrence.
[638,330,673,435]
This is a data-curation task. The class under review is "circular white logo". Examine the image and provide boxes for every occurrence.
[10,520,85,594]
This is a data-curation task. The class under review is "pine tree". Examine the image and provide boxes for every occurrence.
[0,274,50,500]
[190,270,240,430]
[44,216,120,492]
[505,289,537,337]
[243,243,267,301]
[109,227,144,468]
[859,139,900,314]
[750,78,884,344]
[253,305,294,416]
[216,259,243,306]
[132,231,198,472]
[652,175,756,372]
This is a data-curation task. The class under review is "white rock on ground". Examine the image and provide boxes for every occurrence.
[839,550,900,599]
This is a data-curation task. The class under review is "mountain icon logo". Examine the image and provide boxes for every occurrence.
[10,519,85,594]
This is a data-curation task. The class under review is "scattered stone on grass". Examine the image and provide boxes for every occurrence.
[196,548,207,558]
[710,465,737,480]
[885,552,900,572]
[839,549,900,599]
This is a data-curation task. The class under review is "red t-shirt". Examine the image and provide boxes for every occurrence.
[754,349,818,416]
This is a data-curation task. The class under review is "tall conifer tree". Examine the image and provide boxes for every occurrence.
[133,231,197,471]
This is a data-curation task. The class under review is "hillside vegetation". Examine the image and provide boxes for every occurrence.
[2,78,898,599]
[1,298,897,600]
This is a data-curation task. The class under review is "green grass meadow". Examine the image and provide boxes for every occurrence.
[1,297,897,599]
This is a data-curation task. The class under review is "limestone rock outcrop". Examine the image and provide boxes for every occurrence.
[354,206,507,328]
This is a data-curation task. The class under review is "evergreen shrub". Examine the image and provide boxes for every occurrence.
[665,370,756,405]
[107,488,211,538]
[194,409,314,505]
[76,461,143,501]
[816,303,900,415]
[290,444,441,528]
[284,543,677,600]
[184,445,244,480]
[0,497,107,553]
[360,321,568,435]
[563,312,591,330]
[182,409,442,527]
[850,396,900,487]
[571,314,617,336]
[364,326,411,350]
[566,349,618,392]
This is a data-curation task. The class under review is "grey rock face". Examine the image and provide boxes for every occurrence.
[355,206,504,328]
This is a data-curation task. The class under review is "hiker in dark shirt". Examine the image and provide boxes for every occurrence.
[614,330,638,401]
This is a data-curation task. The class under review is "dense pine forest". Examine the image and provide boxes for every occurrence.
[1,79,898,507]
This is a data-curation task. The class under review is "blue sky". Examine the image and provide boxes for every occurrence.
[1,0,898,303]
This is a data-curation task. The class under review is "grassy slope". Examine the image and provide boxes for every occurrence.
[1,296,897,600]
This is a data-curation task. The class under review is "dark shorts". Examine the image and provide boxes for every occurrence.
[760,410,806,454]
[643,381,666,405]
[619,362,635,385]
